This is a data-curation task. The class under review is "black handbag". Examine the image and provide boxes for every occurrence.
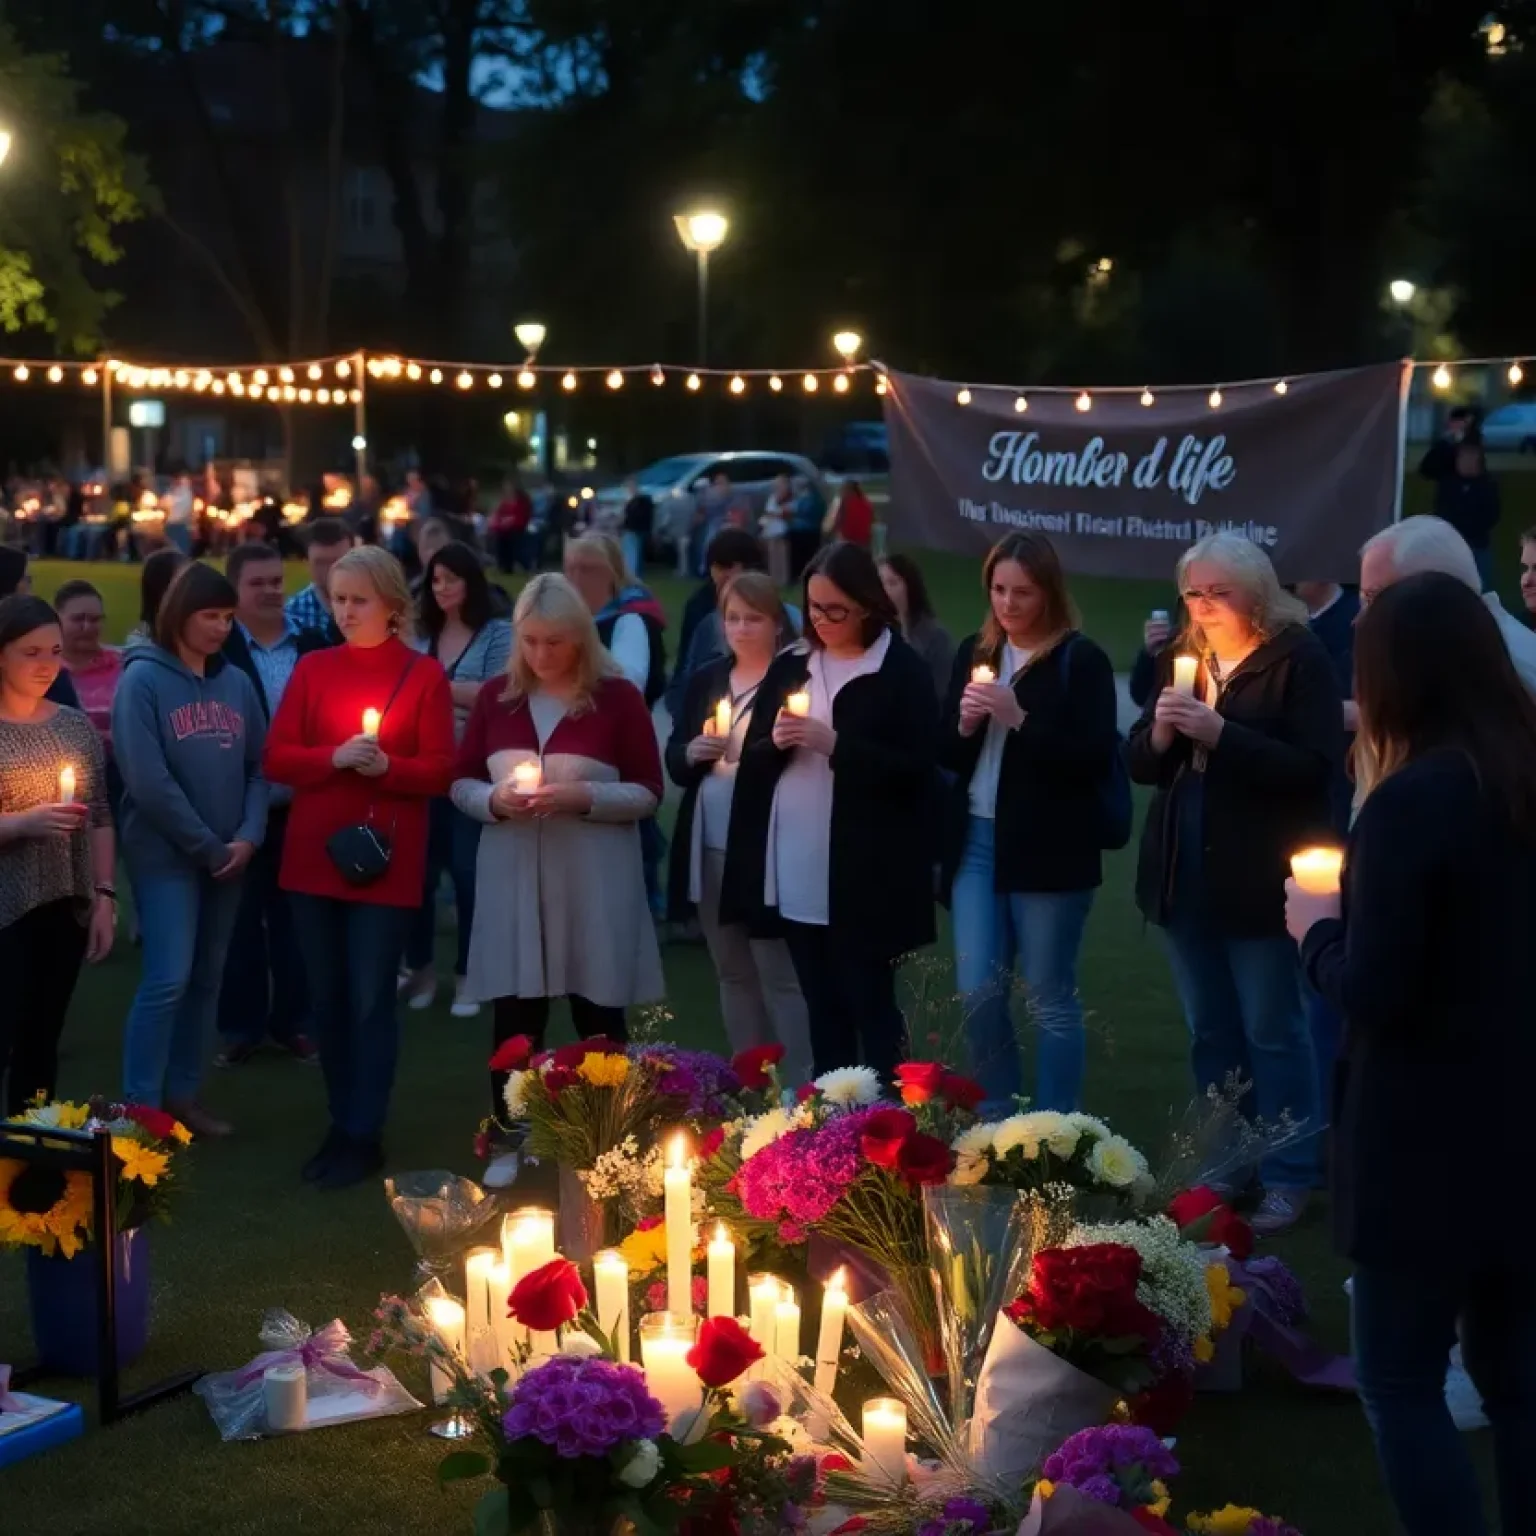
[325,657,417,886]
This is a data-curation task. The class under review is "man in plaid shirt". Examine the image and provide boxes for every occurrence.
[284,518,352,639]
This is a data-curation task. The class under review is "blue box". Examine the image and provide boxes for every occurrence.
[0,1397,85,1469]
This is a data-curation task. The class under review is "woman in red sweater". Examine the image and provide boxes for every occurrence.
[265,546,454,1189]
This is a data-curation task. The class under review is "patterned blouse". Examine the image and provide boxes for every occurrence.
[0,706,110,930]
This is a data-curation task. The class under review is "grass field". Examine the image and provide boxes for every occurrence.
[2,478,1517,1536]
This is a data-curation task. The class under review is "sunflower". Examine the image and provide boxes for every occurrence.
[576,1052,631,1089]
[0,1157,94,1258]
[113,1136,170,1187]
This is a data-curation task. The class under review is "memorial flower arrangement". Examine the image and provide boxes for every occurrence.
[1185,1509,1304,1536]
[1035,1423,1180,1523]
[0,1096,191,1259]
[949,1111,1152,1204]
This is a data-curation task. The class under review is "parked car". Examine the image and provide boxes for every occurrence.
[1479,402,1536,453]
[822,420,890,474]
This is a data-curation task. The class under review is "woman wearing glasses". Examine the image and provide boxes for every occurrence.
[1128,531,1343,1235]
[721,541,939,1084]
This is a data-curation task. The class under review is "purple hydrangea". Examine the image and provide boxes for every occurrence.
[637,1045,741,1118]
[733,1108,879,1240]
[915,1497,994,1536]
[1244,1255,1307,1326]
[1040,1424,1180,1509]
[1250,1521,1304,1536]
[501,1355,666,1459]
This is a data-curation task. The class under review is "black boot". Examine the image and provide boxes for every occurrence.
[301,1126,345,1183]
[316,1138,386,1192]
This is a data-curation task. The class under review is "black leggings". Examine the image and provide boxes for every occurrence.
[491,995,628,1116]
[0,899,88,1117]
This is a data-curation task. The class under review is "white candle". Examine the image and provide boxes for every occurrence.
[813,1268,848,1397]
[464,1247,499,1375]
[361,707,382,738]
[774,1289,801,1362]
[639,1312,702,1429]
[58,764,76,804]
[487,1259,518,1372]
[970,664,995,685]
[593,1248,631,1363]
[1290,847,1344,897]
[504,1207,558,1358]
[712,699,733,737]
[862,1396,907,1486]
[706,1224,735,1320]
[664,1134,694,1316]
[1171,655,1198,697]
[425,1295,466,1405]
[263,1363,307,1433]
[748,1274,780,1367]
[784,689,811,718]
[511,759,542,795]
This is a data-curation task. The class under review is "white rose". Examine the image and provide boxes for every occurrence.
[1086,1135,1149,1189]
[813,1066,882,1107]
[617,1438,661,1488]
[503,1070,531,1119]
[740,1107,795,1161]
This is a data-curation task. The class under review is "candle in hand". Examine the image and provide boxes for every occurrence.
[511,760,543,796]
[425,1295,467,1404]
[593,1249,631,1363]
[713,699,733,738]
[813,1267,848,1397]
[664,1134,694,1316]
[1291,847,1344,896]
[706,1223,735,1319]
[970,664,996,685]
[361,707,382,739]
[58,764,76,804]
[1171,655,1198,697]
[862,1396,907,1485]
[784,689,811,718]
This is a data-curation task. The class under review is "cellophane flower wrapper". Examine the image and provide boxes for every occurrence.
[1016,1484,1160,1535]
[193,1309,421,1441]
[384,1169,499,1279]
[968,1314,1120,1490]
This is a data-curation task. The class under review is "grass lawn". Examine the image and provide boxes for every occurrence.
[2,474,1516,1536]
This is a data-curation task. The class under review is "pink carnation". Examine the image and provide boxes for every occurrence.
[734,1109,877,1239]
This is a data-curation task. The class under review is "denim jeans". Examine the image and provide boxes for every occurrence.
[123,868,245,1106]
[782,921,905,1085]
[951,816,1094,1113]
[405,798,482,978]
[291,895,411,1144]
[218,811,308,1047]
[1353,1259,1536,1536]
[621,531,645,579]
[1160,917,1319,1189]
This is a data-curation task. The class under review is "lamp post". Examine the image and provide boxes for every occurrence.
[1388,279,1416,307]
[514,321,550,477]
[673,212,729,367]
[832,331,863,366]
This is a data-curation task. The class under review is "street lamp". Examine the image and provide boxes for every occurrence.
[832,330,863,364]
[0,131,12,168]
[513,321,547,360]
[674,210,729,366]
[1388,279,1416,306]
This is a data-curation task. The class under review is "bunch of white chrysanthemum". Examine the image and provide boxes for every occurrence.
[812,1066,883,1108]
[1084,1134,1150,1191]
[949,1122,994,1185]
[503,1069,532,1120]
[989,1110,1081,1160]
[1066,1215,1213,1345]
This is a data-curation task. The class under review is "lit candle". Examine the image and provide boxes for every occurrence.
[774,1287,801,1362]
[784,689,811,718]
[58,764,76,804]
[706,1223,736,1320]
[464,1247,499,1376]
[664,1134,694,1316]
[487,1259,518,1372]
[713,698,733,738]
[425,1295,466,1405]
[813,1267,848,1397]
[639,1312,702,1430]
[361,707,382,739]
[1171,655,1198,697]
[748,1274,780,1375]
[593,1248,631,1363]
[504,1207,558,1357]
[970,664,996,685]
[511,759,543,795]
[862,1396,907,1486]
[1290,846,1344,897]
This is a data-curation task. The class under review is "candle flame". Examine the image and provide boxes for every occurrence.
[714,1222,728,1244]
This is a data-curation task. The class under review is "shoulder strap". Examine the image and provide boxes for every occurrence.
[378,654,418,727]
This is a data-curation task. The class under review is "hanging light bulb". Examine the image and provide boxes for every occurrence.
[1014,395,1028,413]
[1432,363,1453,391]
[253,369,270,386]
[47,365,62,383]
[429,368,444,385]
[249,383,265,400]
[212,379,226,395]
[13,365,28,381]
[1074,392,1091,412]
[518,369,536,389]
[803,374,819,393]
[730,375,746,395]
[1208,388,1223,408]
[279,367,295,384]
[561,371,577,391]
[606,370,624,390]
[650,367,666,386]
[1273,380,1289,396]
[1140,389,1155,407]
[283,385,298,402]
[336,359,352,378]
[195,370,212,391]
[406,362,423,380]
[1511,361,1525,386]
[768,375,783,392]
[488,373,503,389]
[318,388,332,404]
[308,364,323,381]
[82,368,98,386]
[456,371,474,390]
[349,388,362,404]
[174,370,190,389]
[874,376,888,396]
[299,388,313,403]
[686,373,701,391]
[956,388,972,405]
[832,374,849,394]
[367,357,384,377]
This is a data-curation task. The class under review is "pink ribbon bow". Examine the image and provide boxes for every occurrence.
[0,1364,26,1414]
[231,1320,381,1394]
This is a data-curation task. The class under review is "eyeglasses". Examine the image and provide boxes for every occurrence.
[1179,586,1236,606]
[809,601,855,623]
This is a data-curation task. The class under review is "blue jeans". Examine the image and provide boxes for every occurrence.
[951,816,1094,1113]
[218,811,308,1047]
[404,798,481,977]
[123,868,245,1106]
[291,894,411,1144]
[1354,1259,1536,1536]
[1161,918,1318,1188]
[621,530,645,578]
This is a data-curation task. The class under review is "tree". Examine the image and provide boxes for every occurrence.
[0,20,151,353]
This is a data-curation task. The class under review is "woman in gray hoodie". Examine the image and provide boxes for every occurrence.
[113,563,267,1135]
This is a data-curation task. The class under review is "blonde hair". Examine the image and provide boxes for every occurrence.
[719,570,795,648]
[330,546,411,632]
[1175,532,1307,653]
[563,532,629,601]
[503,572,619,712]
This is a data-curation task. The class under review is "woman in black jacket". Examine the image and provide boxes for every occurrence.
[1128,532,1342,1235]
[1287,571,1536,1536]
[666,572,810,1082]
[721,541,938,1082]
[940,533,1118,1113]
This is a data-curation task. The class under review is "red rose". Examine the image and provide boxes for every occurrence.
[1167,1185,1225,1228]
[1209,1208,1254,1261]
[1168,1186,1253,1260]
[699,1126,726,1160]
[731,1044,785,1090]
[939,1073,985,1113]
[1129,1370,1195,1435]
[896,1132,954,1187]
[795,1083,817,1104]
[819,1454,852,1475]
[859,1107,917,1169]
[542,1066,577,1094]
[472,1129,491,1161]
[686,1315,764,1388]
[123,1104,178,1142]
[550,1036,626,1070]
[895,1061,946,1106]
[1010,1244,1161,1344]
[488,1034,534,1073]
[508,1257,588,1331]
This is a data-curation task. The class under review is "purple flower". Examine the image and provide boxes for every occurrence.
[502,1356,666,1459]
[637,1045,741,1118]
[1244,1255,1308,1325]
[1039,1424,1179,1508]
[1250,1522,1304,1536]
[941,1497,992,1529]
[1079,1475,1121,1505]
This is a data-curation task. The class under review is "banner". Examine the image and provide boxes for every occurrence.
[881,361,1407,581]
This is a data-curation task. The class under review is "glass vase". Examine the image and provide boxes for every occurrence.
[557,1163,607,1267]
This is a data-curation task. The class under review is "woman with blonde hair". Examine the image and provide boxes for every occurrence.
[666,571,811,1080]
[1128,531,1343,1233]
[562,532,667,703]
[265,544,455,1189]
[452,573,663,1112]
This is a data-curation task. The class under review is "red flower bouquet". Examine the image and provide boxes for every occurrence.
[1167,1186,1254,1261]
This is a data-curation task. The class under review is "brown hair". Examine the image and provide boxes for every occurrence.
[975,532,1076,669]
[154,561,237,651]
[802,540,896,650]
[719,570,793,649]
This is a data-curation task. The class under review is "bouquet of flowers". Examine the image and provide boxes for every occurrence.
[1035,1423,1179,1527]
[1186,1508,1303,1535]
[0,1097,191,1259]
[1166,1187,1254,1261]
[948,1111,1151,1210]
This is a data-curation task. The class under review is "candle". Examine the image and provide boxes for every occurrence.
[774,1288,802,1363]
[1290,846,1344,897]
[425,1295,466,1405]
[504,1207,558,1358]
[593,1248,631,1363]
[639,1312,702,1429]
[487,1259,518,1372]
[263,1363,308,1433]
[813,1267,848,1397]
[748,1274,780,1375]
[511,759,542,795]
[706,1224,735,1320]
[1171,655,1198,697]
[970,664,996,684]
[862,1396,908,1486]
[464,1247,498,1375]
[58,764,75,804]
[361,707,382,738]
[784,689,811,718]
[664,1134,694,1316]
[712,698,733,737]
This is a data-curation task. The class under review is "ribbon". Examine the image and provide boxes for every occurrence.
[1222,1255,1355,1393]
[0,1364,27,1414]
[231,1320,381,1394]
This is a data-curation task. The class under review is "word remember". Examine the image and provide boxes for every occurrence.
[981,430,1235,508]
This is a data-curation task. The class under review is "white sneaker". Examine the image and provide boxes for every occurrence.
[402,970,437,1011]
[483,1150,521,1188]
[451,978,481,1019]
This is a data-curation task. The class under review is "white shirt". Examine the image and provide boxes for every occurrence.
[967,643,1032,819]
[689,684,761,901]
[768,632,891,925]
[609,612,650,694]
[1486,593,1536,697]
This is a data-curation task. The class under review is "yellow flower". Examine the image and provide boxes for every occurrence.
[1194,1334,1215,1363]
[617,1222,670,1275]
[113,1136,170,1187]
[1035,1480,1055,1501]
[0,1159,94,1258]
[577,1052,631,1089]
[1149,1482,1171,1518]
[1205,1263,1247,1332]
[1187,1507,1263,1534]
[168,1119,193,1145]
